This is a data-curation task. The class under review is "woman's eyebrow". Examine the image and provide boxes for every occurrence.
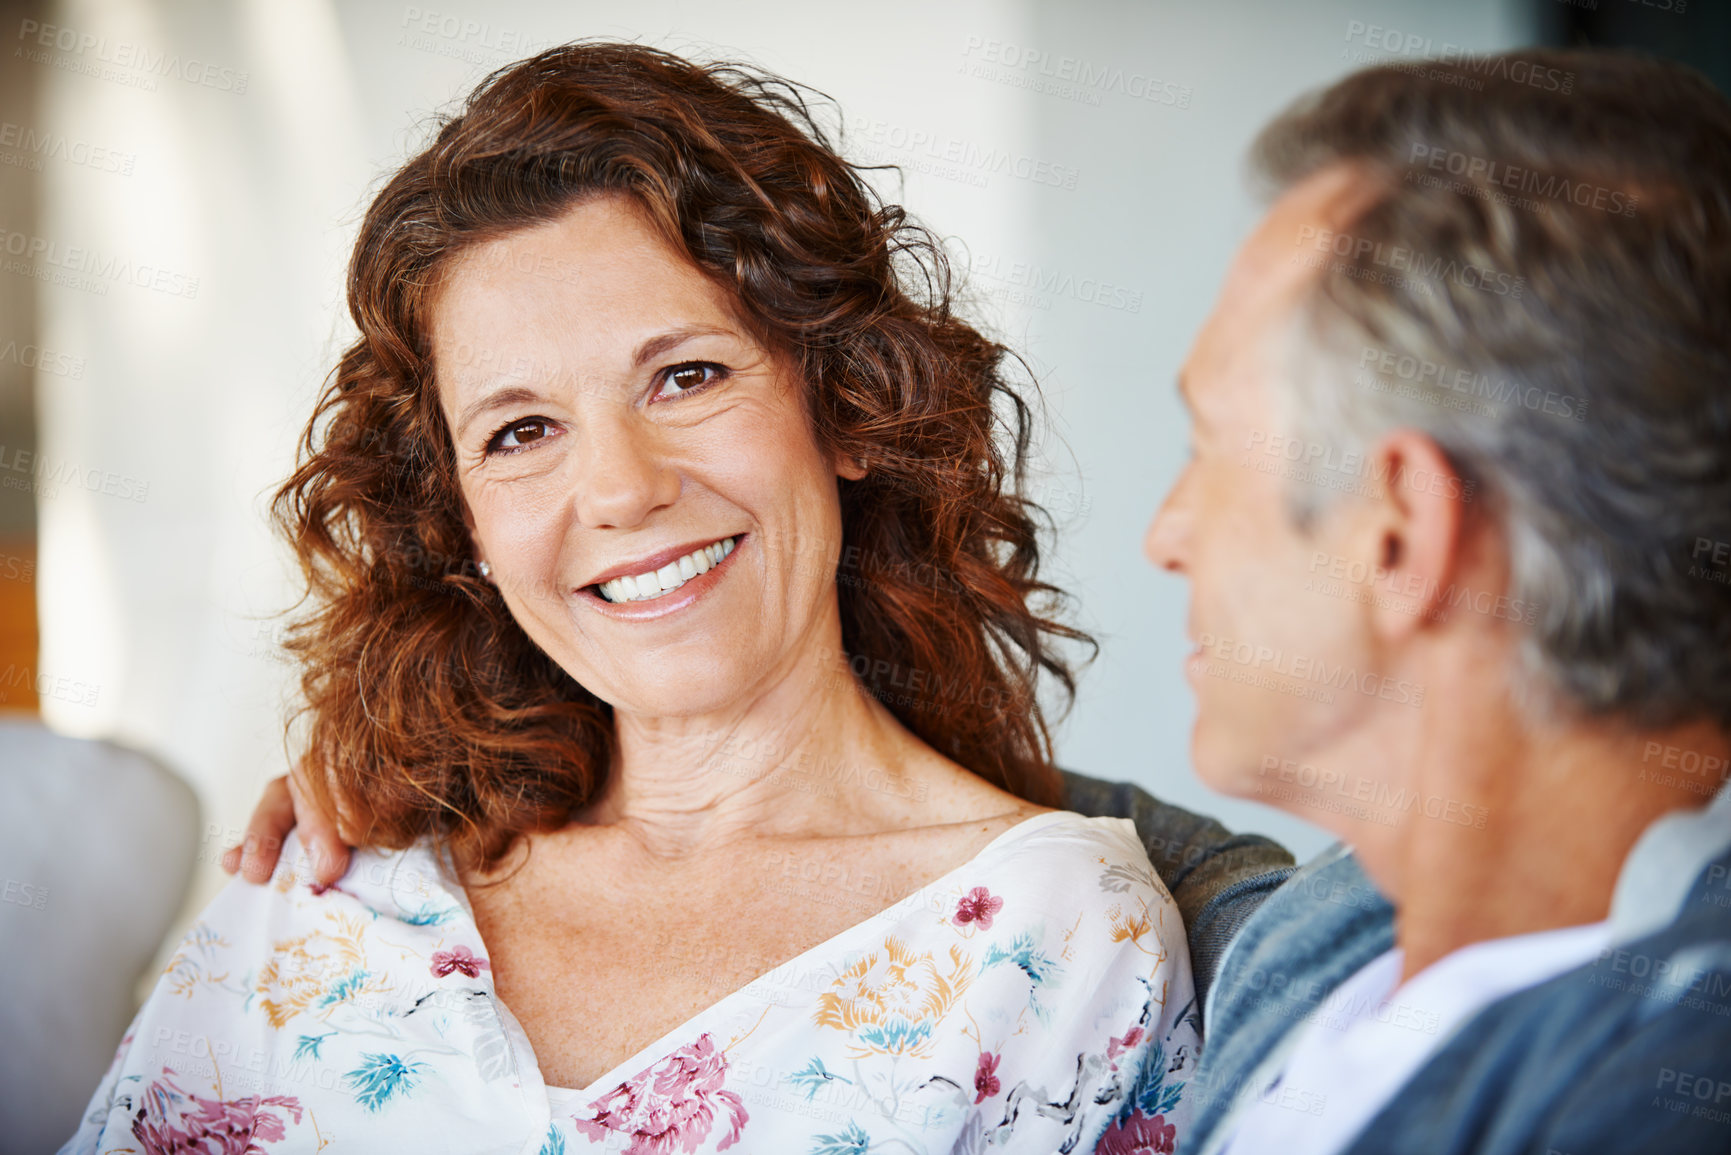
[455,385,544,441]
[631,324,737,369]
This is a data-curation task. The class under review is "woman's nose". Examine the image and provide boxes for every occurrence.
[570,417,681,530]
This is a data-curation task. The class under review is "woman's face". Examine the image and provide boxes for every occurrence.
[428,194,862,719]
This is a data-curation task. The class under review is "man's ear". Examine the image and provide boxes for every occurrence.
[1356,430,1471,641]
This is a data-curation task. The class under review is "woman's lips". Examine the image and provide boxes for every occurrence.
[593,535,737,604]
[576,533,745,620]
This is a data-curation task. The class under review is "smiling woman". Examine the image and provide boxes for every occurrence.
[279,45,1086,870]
[62,41,1197,1155]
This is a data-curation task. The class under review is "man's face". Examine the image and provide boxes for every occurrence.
[1145,165,1394,801]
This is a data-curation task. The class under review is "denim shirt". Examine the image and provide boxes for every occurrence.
[1186,782,1731,1155]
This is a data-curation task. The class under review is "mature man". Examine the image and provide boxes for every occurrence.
[1144,49,1731,1154]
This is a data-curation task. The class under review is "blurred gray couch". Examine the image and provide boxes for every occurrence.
[0,715,199,1154]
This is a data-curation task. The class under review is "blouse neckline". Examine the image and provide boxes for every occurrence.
[508,807,1084,1102]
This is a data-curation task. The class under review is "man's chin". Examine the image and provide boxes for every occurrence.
[1190,727,1261,799]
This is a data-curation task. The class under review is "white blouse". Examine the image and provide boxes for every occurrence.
[63,810,1199,1154]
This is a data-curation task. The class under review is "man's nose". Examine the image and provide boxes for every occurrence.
[1144,468,1194,575]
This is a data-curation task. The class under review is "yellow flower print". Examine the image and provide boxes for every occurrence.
[1099,856,1171,963]
[1107,903,1153,949]
[162,921,244,998]
[813,936,973,1058]
[255,911,379,1029]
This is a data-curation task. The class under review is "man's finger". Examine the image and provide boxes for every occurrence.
[235,775,297,884]
[287,768,352,887]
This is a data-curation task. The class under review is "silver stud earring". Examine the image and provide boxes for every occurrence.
[478,560,492,579]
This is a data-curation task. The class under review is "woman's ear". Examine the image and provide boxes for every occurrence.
[836,452,868,481]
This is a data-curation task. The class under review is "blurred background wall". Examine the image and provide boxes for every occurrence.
[3,0,1727,1084]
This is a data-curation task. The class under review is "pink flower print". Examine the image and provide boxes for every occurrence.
[1106,1026,1146,1067]
[131,1067,304,1155]
[973,1051,1002,1104]
[1095,1109,1176,1155]
[573,1032,749,1154]
[430,944,490,978]
[952,886,1004,931]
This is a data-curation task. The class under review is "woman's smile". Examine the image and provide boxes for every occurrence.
[575,532,746,620]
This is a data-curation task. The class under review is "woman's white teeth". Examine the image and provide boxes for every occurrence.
[599,537,736,603]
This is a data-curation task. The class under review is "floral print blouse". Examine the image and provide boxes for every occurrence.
[63,809,1198,1154]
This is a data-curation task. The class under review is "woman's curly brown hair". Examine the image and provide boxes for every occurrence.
[273,40,1094,872]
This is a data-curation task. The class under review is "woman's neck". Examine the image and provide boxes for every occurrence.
[575,641,928,857]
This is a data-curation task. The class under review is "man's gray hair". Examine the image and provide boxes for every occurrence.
[1256,49,1731,729]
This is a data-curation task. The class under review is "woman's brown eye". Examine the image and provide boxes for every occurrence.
[669,366,708,392]
[658,362,724,399]
[491,419,551,453]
